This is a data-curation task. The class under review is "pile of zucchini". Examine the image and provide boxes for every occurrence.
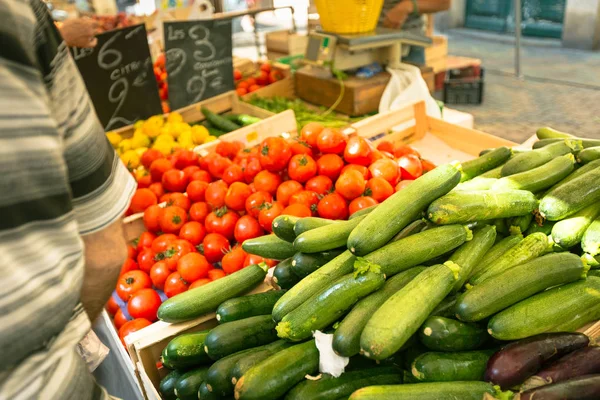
[157,126,600,400]
[200,107,262,137]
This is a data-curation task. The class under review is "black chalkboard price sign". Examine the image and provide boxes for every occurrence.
[164,18,235,110]
[71,24,162,131]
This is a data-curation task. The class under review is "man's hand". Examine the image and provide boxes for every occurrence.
[383,1,415,29]
[59,17,99,48]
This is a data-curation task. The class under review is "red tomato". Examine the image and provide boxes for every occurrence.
[376,140,395,154]
[150,158,173,182]
[234,69,243,80]
[259,137,292,172]
[136,174,152,189]
[127,244,138,260]
[151,233,178,254]
[276,180,303,207]
[148,182,165,199]
[245,191,273,218]
[114,308,129,330]
[173,150,199,169]
[369,158,400,185]
[161,169,188,193]
[341,164,370,180]
[189,202,211,223]
[130,189,158,214]
[127,288,161,321]
[395,180,413,191]
[189,278,212,289]
[159,206,188,234]
[216,141,243,160]
[259,63,271,73]
[317,128,347,154]
[335,170,366,201]
[164,272,189,297]
[221,246,247,274]
[300,122,324,148]
[344,136,372,166]
[137,248,156,273]
[289,190,319,214]
[225,182,253,211]
[208,154,233,179]
[208,269,226,280]
[116,270,152,301]
[288,154,317,183]
[205,207,240,240]
[258,202,284,232]
[120,258,139,276]
[253,170,282,195]
[177,252,212,282]
[186,180,208,203]
[223,164,244,184]
[164,239,196,271]
[234,215,264,243]
[349,196,378,216]
[165,193,191,211]
[365,177,394,202]
[137,231,156,252]
[289,138,313,156]
[205,180,228,209]
[243,254,278,268]
[243,157,263,183]
[394,144,421,158]
[150,260,170,290]
[317,154,345,180]
[282,203,312,218]
[190,169,212,183]
[305,175,333,196]
[141,149,164,169]
[182,166,200,182]
[236,87,248,96]
[178,221,206,245]
[397,154,423,180]
[119,318,151,346]
[317,193,348,220]
[106,295,119,315]
[202,233,230,264]
[143,205,163,232]
[421,158,436,172]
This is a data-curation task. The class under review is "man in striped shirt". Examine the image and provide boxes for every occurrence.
[0,0,136,398]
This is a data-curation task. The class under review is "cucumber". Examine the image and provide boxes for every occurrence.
[458,253,586,322]
[390,218,430,242]
[272,215,299,242]
[545,158,600,194]
[539,166,600,220]
[225,114,261,126]
[293,217,337,236]
[241,234,296,260]
[428,190,538,225]
[234,340,320,400]
[162,330,211,369]
[290,248,345,278]
[198,381,223,400]
[582,217,600,256]
[471,234,523,277]
[216,291,286,323]
[204,315,278,360]
[508,214,533,235]
[411,350,495,382]
[418,316,489,352]
[175,367,210,400]
[230,340,292,385]
[158,263,269,323]
[453,177,497,191]
[488,276,600,340]
[159,369,182,400]
[333,267,426,357]
[284,367,402,400]
[501,139,581,176]
[526,219,555,235]
[202,107,241,132]
[552,202,600,249]
[577,146,600,164]
[534,137,600,149]
[276,269,386,341]
[447,225,496,292]
[469,232,550,285]
[272,250,356,322]
[536,127,573,139]
[348,204,378,219]
[460,147,512,182]
[360,262,460,360]
[364,225,472,277]
[205,347,263,396]
[430,294,459,318]
[348,163,461,256]
[349,382,495,400]
[479,165,503,178]
[272,258,299,289]
[294,216,365,253]
[492,154,576,193]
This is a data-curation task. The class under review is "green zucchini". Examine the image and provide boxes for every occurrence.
[272,258,299,289]
[159,369,182,400]
[290,248,345,278]
[198,381,222,400]
[272,215,300,242]
[453,177,497,191]
[229,340,292,385]
[205,347,262,396]
[293,217,337,236]
[469,232,550,285]
[241,234,296,260]
[501,139,581,176]
[526,219,555,235]
[225,114,261,126]
[545,158,600,194]
[460,147,512,182]
[447,225,496,292]
[479,165,503,178]
[471,234,523,278]
[158,263,269,323]
[492,218,510,235]
[411,350,495,382]
[175,367,210,400]
[546,300,600,332]
[457,253,586,322]
[234,340,320,400]
[582,217,600,256]
[348,204,378,219]
[534,137,600,149]
[162,330,211,369]
[418,316,488,352]
[272,250,356,321]
[348,382,495,400]
[492,154,576,193]
[390,218,430,242]
[276,269,386,341]
[348,163,461,256]
[589,269,600,277]
[294,216,365,253]
[540,166,600,221]
[428,190,538,225]
[204,315,278,360]
[284,367,402,400]
[360,262,460,360]
[508,213,533,235]
[202,107,241,132]
[333,267,426,357]
[583,253,600,269]
[578,146,600,164]
[536,127,573,139]
[551,202,600,249]
[488,276,600,340]
[216,290,286,323]
[364,225,472,277]
[430,294,459,318]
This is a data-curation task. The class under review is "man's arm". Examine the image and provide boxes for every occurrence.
[57,17,99,48]
[384,0,451,29]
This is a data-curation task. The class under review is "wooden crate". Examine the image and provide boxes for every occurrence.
[239,62,295,101]
[265,30,308,57]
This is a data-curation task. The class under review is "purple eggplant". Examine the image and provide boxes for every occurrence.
[484,332,589,389]
[516,374,600,400]
[521,346,600,390]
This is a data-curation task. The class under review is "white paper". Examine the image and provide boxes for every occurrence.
[313,330,349,378]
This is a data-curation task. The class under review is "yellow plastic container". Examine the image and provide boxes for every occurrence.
[315,0,384,34]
